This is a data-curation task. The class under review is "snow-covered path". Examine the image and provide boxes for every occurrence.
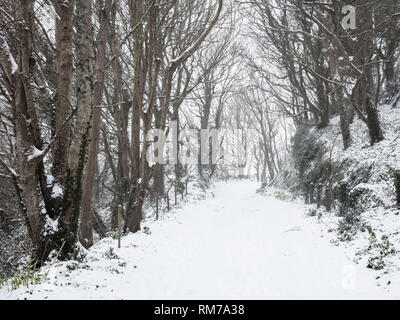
[1,180,396,299]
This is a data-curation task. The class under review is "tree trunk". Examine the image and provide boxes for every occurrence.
[337,85,351,149]
[52,0,75,183]
[80,0,108,248]
[364,68,384,145]
[57,0,94,257]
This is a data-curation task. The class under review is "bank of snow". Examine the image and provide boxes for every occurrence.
[1,180,398,300]
[270,102,400,292]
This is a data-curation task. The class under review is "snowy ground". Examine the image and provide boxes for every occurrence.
[1,180,398,300]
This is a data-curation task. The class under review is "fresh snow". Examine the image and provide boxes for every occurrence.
[46,174,63,199]
[46,175,55,186]
[51,184,63,199]
[43,216,59,236]
[26,146,44,162]
[1,180,398,300]
[0,33,18,74]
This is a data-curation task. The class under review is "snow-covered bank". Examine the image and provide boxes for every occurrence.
[268,103,400,288]
[1,180,398,300]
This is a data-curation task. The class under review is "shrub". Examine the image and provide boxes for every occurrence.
[362,226,397,270]
[71,244,87,263]
[103,247,119,260]
[143,226,151,235]
[337,209,364,241]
